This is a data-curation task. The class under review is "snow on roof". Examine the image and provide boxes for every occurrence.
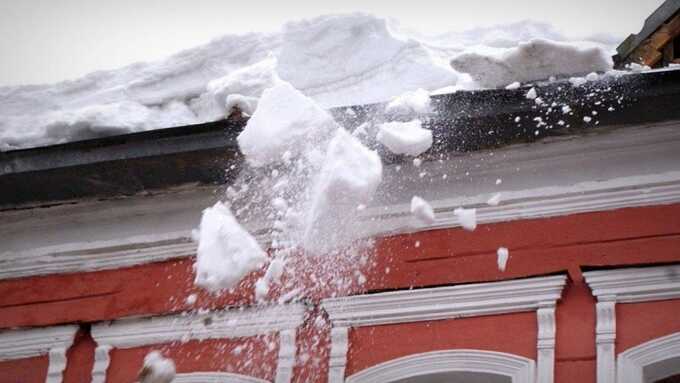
[0,13,615,151]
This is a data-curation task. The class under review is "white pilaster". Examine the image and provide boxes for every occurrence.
[91,345,112,383]
[275,329,297,383]
[536,302,556,383]
[328,327,349,383]
[595,298,616,383]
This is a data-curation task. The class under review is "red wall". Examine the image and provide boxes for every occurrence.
[1,203,680,382]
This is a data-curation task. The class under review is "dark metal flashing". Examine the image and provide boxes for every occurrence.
[2,68,680,209]
[614,0,680,64]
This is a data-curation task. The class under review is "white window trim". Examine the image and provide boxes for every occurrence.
[617,332,680,383]
[322,275,567,383]
[0,325,78,383]
[584,264,680,383]
[90,303,305,383]
[346,349,535,383]
[173,371,270,383]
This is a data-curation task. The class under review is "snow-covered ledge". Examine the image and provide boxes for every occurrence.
[321,275,567,383]
[90,303,305,383]
[346,349,535,383]
[0,325,78,383]
[584,264,680,383]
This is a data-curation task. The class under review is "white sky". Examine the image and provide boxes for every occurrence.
[0,0,664,87]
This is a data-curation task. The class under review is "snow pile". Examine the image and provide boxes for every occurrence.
[497,247,509,272]
[0,14,616,150]
[411,196,435,224]
[194,201,267,292]
[450,39,612,88]
[139,351,175,383]
[377,120,433,156]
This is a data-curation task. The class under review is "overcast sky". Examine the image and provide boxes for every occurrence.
[0,0,664,87]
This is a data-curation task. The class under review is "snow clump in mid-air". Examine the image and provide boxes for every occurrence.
[497,247,509,272]
[377,120,433,156]
[411,196,436,224]
[139,351,175,383]
[454,207,477,231]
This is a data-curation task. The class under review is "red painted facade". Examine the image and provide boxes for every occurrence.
[1,203,679,382]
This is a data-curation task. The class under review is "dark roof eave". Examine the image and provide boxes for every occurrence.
[2,68,680,209]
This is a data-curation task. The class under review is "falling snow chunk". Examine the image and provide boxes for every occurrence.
[583,116,592,122]
[496,178,502,185]
[237,82,338,167]
[562,105,572,114]
[525,87,537,99]
[385,88,432,115]
[411,196,436,224]
[302,128,383,254]
[497,247,509,272]
[454,207,477,231]
[487,193,502,206]
[514,116,521,123]
[140,351,175,383]
[195,201,267,292]
[505,81,521,90]
[413,158,423,167]
[377,119,433,156]
[185,294,197,305]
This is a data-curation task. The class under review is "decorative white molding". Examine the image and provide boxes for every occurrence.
[323,275,566,383]
[274,329,296,383]
[173,372,270,383]
[91,345,111,383]
[0,325,78,361]
[45,347,68,383]
[91,304,305,349]
[536,302,556,383]
[91,304,304,383]
[328,327,349,383]
[617,332,680,383]
[345,349,535,383]
[0,172,680,280]
[584,264,680,383]
[0,325,78,383]
[584,265,680,304]
[322,275,566,327]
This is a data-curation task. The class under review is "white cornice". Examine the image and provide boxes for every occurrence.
[0,325,78,361]
[583,264,680,304]
[174,372,269,383]
[91,303,306,349]
[345,349,535,383]
[322,275,566,327]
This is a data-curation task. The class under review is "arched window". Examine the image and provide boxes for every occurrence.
[173,372,270,383]
[618,332,680,383]
[346,349,535,383]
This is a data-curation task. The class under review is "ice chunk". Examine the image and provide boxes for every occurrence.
[139,351,175,383]
[377,119,433,156]
[525,87,537,99]
[497,247,509,272]
[195,201,266,292]
[302,128,383,254]
[505,81,521,90]
[411,196,436,224]
[487,193,502,206]
[237,82,338,167]
[385,88,432,115]
[454,207,477,231]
